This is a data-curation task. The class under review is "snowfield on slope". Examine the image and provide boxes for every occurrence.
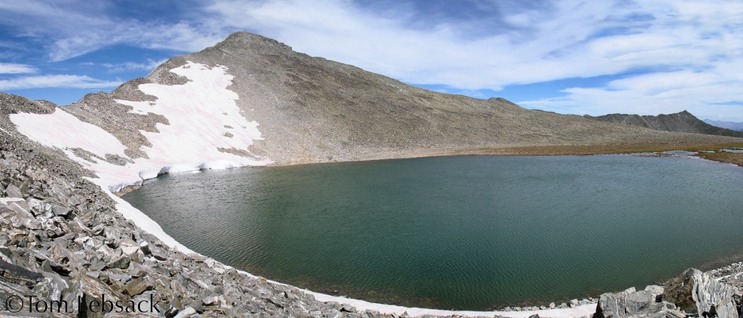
[10,62,270,253]
[11,61,270,191]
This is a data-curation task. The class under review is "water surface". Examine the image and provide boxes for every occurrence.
[123,155,743,309]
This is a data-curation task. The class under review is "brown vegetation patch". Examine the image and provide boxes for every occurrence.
[696,151,743,167]
[422,142,743,157]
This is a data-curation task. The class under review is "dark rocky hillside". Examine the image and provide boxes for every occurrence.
[585,111,743,138]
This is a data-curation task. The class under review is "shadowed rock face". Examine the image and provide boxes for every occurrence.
[63,32,742,166]
[585,111,743,138]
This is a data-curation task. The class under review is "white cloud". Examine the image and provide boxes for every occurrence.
[519,61,743,121]
[88,59,170,73]
[2,0,742,120]
[205,0,740,90]
[0,75,121,90]
[0,63,38,74]
[0,1,222,61]
[201,0,743,120]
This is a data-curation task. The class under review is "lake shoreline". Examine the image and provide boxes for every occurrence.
[3,117,742,317]
[118,147,743,316]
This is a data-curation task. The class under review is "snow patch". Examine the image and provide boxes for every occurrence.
[9,61,269,256]
[307,293,596,318]
[11,61,270,193]
[12,109,128,160]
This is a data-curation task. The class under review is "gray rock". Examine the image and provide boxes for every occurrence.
[125,277,151,296]
[0,258,44,287]
[105,255,131,270]
[595,287,655,318]
[27,198,52,217]
[645,285,664,297]
[4,183,23,197]
[120,239,140,256]
[202,295,222,306]
[682,269,736,318]
[174,307,196,318]
[52,203,70,217]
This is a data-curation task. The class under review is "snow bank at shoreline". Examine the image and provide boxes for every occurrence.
[9,62,598,317]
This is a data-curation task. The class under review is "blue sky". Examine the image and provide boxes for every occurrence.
[1,1,742,121]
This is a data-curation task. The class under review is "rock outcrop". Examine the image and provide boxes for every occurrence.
[593,269,743,318]
[663,269,738,318]
[593,285,683,318]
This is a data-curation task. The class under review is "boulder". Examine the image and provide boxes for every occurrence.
[105,255,131,270]
[4,183,23,197]
[664,268,738,318]
[125,277,152,296]
[594,285,671,318]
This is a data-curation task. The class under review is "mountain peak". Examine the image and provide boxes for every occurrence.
[214,31,293,53]
[677,110,693,116]
[586,110,743,138]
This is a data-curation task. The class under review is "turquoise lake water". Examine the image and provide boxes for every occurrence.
[123,155,743,310]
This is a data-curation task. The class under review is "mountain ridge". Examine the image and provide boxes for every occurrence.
[57,32,743,167]
[704,119,743,132]
[585,111,743,138]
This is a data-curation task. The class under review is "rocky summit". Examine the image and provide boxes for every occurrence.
[1,31,743,317]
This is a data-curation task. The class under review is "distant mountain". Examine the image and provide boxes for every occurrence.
[704,119,743,132]
[585,111,743,138]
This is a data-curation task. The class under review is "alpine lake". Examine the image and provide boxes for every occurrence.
[123,154,743,310]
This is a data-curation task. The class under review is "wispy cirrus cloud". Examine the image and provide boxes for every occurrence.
[206,0,646,89]
[0,63,37,74]
[81,59,170,73]
[0,75,121,90]
[0,0,221,62]
[1,0,742,120]
[204,0,743,120]
[515,0,743,120]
